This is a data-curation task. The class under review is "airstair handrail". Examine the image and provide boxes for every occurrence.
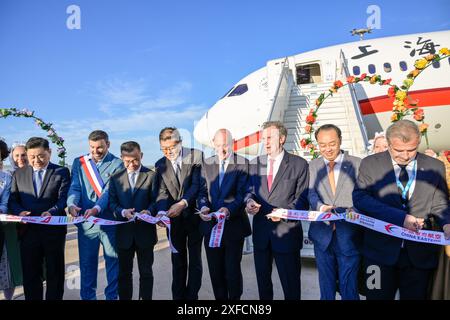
[339,50,370,150]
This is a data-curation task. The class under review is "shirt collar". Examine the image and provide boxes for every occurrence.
[90,152,108,166]
[33,163,49,172]
[391,156,416,169]
[268,149,285,163]
[323,152,344,166]
[127,166,142,175]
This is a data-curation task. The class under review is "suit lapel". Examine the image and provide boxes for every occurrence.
[259,156,269,196]
[133,167,149,197]
[269,152,289,195]
[381,151,404,206]
[98,153,113,178]
[120,169,133,199]
[179,148,191,188]
[408,153,423,203]
[162,158,180,199]
[334,153,349,200]
[27,166,38,198]
[38,163,55,198]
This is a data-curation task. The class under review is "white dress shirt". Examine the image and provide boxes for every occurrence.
[392,158,417,200]
[267,150,285,181]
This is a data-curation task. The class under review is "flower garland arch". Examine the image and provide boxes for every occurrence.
[300,47,449,158]
[0,108,67,166]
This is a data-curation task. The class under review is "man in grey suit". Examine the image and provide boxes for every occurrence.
[308,124,362,300]
[109,141,168,300]
[155,127,204,300]
[353,120,450,299]
[8,137,70,300]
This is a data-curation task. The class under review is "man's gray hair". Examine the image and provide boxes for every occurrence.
[159,127,182,142]
[262,121,288,138]
[213,128,233,144]
[386,120,421,144]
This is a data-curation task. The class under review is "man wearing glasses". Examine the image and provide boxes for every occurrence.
[155,127,204,300]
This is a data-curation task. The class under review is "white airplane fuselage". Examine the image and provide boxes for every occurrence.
[194,30,450,154]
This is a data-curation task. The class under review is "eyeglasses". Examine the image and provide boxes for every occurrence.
[160,144,180,153]
[123,159,140,166]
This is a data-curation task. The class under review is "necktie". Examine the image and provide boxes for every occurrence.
[35,169,43,196]
[328,161,336,195]
[267,158,275,192]
[175,163,181,186]
[219,160,225,187]
[398,164,409,204]
[129,171,136,191]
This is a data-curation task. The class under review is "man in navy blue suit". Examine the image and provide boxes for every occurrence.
[197,129,251,300]
[308,124,362,300]
[245,121,309,300]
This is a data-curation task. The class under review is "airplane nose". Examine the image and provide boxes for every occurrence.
[194,112,212,147]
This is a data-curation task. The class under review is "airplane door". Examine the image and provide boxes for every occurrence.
[323,60,336,82]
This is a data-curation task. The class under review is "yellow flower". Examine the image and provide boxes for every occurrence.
[369,76,377,84]
[403,78,414,89]
[419,123,429,133]
[393,100,406,112]
[391,113,399,122]
[414,58,428,70]
[439,47,450,56]
[395,90,407,101]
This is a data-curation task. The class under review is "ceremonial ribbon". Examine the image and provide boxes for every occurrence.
[208,212,227,248]
[267,209,450,246]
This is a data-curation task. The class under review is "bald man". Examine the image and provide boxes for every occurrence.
[197,129,251,300]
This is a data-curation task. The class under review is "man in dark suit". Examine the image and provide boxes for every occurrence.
[8,137,70,300]
[245,121,309,300]
[308,124,362,300]
[155,127,204,300]
[109,141,168,300]
[353,120,450,300]
[197,129,251,300]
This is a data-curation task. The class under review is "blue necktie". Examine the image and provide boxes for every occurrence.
[35,170,43,195]
[219,160,225,187]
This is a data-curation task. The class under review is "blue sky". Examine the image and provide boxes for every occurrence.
[1,0,449,165]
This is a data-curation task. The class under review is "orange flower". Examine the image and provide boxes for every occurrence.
[305,125,312,134]
[347,76,355,83]
[315,99,321,106]
[409,69,420,78]
[413,109,424,121]
[419,123,429,133]
[306,114,316,124]
[425,54,435,61]
[300,139,308,149]
[391,113,399,122]
[333,80,344,88]
[387,86,396,97]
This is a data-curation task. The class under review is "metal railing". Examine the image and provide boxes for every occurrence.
[339,49,370,150]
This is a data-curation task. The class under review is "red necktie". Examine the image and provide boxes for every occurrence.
[267,158,275,192]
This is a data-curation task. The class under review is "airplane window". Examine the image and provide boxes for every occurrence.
[368,64,376,74]
[352,66,360,75]
[383,63,392,73]
[228,84,248,97]
[432,61,440,68]
[399,61,408,71]
[221,86,235,99]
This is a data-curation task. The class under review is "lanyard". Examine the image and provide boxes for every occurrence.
[396,160,416,200]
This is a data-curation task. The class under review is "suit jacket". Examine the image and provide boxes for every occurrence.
[353,151,450,268]
[9,163,71,237]
[197,153,251,244]
[67,152,124,234]
[109,166,168,250]
[308,152,363,255]
[155,147,204,243]
[244,151,309,253]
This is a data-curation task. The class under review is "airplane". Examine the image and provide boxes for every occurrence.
[193,30,449,258]
[194,30,450,158]
[351,27,372,40]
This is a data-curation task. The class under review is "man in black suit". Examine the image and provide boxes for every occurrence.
[353,120,450,300]
[245,121,309,300]
[8,137,70,300]
[197,129,251,300]
[109,141,168,300]
[155,127,204,300]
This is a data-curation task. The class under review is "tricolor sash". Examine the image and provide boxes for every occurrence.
[79,154,105,198]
